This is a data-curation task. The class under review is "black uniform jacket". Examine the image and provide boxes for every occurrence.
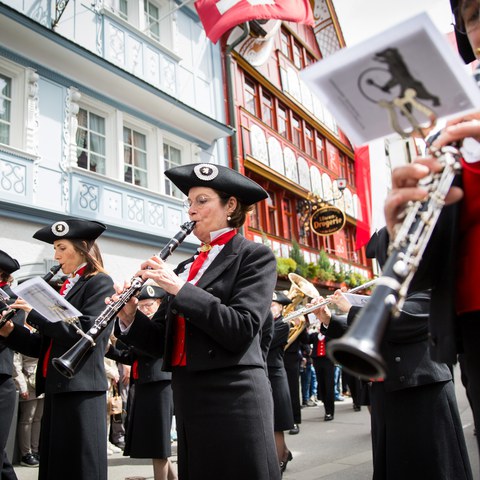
[107,342,171,384]
[0,284,24,376]
[266,320,289,369]
[321,291,451,391]
[117,234,277,372]
[5,272,114,395]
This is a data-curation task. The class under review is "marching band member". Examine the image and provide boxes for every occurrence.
[0,250,22,480]
[269,292,294,475]
[309,229,473,479]
[0,219,114,480]
[113,163,280,480]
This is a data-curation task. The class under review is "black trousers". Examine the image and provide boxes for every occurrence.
[312,356,335,416]
[459,311,480,464]
[0,375,18,480]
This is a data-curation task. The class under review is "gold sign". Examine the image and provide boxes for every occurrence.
[310,206,346,236]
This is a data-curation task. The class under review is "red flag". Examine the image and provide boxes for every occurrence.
[354,145,372,251]
[194,0,314,44]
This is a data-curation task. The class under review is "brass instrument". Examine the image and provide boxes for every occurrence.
[283,273,320,350]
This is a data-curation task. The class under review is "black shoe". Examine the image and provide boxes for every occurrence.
[324,414,334,421]
[21,453,39,467]
[32,451,40,461]
[280,450,293,473]
[289,424,300,435]
[353,404,361,412]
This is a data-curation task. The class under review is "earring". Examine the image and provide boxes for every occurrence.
[227,215,232,221]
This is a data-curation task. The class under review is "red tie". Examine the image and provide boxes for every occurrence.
[171,229,237,367]
[187,229,237,282]
[317,337,326,357]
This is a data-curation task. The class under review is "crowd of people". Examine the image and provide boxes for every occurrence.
[1,0,480,478]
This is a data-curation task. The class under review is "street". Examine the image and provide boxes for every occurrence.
[14,365,479,480]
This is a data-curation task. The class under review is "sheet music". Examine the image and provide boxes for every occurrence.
[13,277,82,323]
[341,292,370,307]
[300,12,480,145]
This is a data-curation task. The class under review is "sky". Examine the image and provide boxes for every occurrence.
[331,0,453,46]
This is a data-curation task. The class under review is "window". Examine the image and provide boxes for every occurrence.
[76,108,106,174]
[123,126,148,187]
[282,197,296,240]
[267,191,279,236]
[144,0,160,41]
[261,91,273,128]
[0,73,11,145]
[163,142,182,199]
[304,125,314,157]
[249,202,260,230]
[293,42,303,69]
[315,132,325,165]
[244,77,257,115]
[118,0,128,19]
[280,30,292,59]
[347,158,355,185]
[292,115,302,148]
[277,103,289,139]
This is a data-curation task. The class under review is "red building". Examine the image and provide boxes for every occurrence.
[220,2,373,292]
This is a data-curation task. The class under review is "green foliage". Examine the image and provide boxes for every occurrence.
[345,271,369,288]
[334,264,347,283]
[316,249,335,282]
[276,257,297,276]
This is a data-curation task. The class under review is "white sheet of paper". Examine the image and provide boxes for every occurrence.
[342,292,370,307]
[300,13,480,145]
[13,277,82,323]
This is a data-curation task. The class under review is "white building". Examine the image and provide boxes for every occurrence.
[0,0,231,283]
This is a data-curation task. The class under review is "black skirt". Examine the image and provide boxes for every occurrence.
[268,365,294,431]
[172,365,280,480]
[124,380,173,459]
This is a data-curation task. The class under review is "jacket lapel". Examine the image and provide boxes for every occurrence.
[195,234,242,289]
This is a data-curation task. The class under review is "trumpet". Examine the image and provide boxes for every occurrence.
[282,278,377,324]
[52,221,196,378]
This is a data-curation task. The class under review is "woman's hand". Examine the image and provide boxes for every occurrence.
[307,296,332,326]
[9,297,32,314]
[328,288,352,314]
[0,315,14,337]
[106,281,138,329]
[136,256,186,296]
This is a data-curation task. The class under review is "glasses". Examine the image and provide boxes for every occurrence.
[138,300,158,310]
[183,195,219,211]
[452,5,480,35]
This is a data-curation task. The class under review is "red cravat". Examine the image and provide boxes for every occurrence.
[171,229,237,367]
[132,360,139,380]
[186,229,237,282]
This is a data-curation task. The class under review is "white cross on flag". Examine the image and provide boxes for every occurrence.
[194,0,314,44]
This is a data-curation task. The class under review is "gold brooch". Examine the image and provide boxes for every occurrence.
[199,244,212,252]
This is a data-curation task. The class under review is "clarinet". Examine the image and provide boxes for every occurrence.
[327,146,462,380]
[52,221,196,379]
[0,264,61,329]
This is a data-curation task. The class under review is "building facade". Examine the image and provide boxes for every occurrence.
[222,1,373,292]
[0,0,230,281]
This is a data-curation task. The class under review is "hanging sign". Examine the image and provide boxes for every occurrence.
[310,206,346,236]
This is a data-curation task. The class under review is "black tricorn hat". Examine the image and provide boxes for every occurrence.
[33,219,106,244]
[165,163,268,206]
[450,0,476,64]
[137,285,166,301]
[272,290,292,306]
[0,250,20,274]
[365,229,388,269]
